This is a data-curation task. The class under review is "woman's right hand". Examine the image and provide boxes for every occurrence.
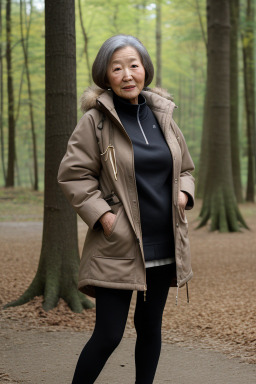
[99,211,117,237]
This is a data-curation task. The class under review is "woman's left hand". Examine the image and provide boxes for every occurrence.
[178,191,188,211]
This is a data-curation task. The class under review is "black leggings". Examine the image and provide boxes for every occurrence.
[72,263,175,384]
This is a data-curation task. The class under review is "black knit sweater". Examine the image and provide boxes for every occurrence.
[113,93,175,262]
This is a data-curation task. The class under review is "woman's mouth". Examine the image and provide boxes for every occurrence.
[122,85,136,90]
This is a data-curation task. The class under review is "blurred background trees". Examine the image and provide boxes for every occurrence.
[0,0,255,218]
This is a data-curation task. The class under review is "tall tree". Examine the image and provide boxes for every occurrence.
[198,0,248,231]
[5,0,93,312]
[156,0,162,87]
[196,84,209,198]
[20,0,39,190]
[6,0,15,187]
[242,0,255,202]
[0,0,6,184]
[134,3,141,37]
[230,0,243,202]
[195,0,208,198]
[78,0,91,85]
[195,0,207,49]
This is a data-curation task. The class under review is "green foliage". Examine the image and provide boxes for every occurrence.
[1,1,45,188]
[0,0,251,191]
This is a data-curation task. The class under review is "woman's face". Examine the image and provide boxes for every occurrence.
[106,46,145,105]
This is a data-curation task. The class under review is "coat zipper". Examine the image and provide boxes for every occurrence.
[160,106,179,305]
[137,105,149,145]
[98,100,148,298]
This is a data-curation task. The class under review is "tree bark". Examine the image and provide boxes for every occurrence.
[242,0,255,202]
[20,0,39,190]
[156,0,162,87]
[197,80,209,198]
[194,0,208,198]
[6,0,15,187]
[0,0,6,184]
[5,0,93,312]
[230,0,243,202]
[198,0,248,231]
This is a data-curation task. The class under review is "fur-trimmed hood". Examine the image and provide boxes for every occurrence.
[80,85,174,114]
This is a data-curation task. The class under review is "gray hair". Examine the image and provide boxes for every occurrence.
[92,35,154,89]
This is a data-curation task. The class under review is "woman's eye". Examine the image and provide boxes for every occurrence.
[131,64,138,68]
[113,67,121,71]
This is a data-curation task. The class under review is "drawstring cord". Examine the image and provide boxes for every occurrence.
[176,285,179,306]
[186,282,189,303]
[100,145,118,181]
[176,282,190,305]
[98,113,117,181]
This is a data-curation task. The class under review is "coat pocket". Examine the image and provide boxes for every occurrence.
[96,205,136,259]
[90,255,135,283]
[103,205,124,239]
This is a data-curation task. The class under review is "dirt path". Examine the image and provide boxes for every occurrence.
[1,324,256,384]
[0,200,256,382]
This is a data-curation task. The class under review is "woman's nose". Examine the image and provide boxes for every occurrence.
[123,68,132,80]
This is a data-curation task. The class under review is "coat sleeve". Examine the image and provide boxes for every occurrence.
[171,118,195,210]
[57,112,112,229]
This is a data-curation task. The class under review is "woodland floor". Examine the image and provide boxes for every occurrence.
[0,188,256,383]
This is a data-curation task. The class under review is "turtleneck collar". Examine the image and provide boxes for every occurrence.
[113,92,148,121]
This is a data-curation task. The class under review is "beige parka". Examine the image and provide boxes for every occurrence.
[57,86,195,299]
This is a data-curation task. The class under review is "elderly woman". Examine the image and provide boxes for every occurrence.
[58,34,194,384]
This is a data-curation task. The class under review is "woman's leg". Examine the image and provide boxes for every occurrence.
[134,263,175,384]
[72,287,132,384]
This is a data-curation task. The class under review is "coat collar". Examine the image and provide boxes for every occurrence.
[80,85,177,117]
[80,86,177,139]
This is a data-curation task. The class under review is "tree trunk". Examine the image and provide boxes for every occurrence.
[0,0,6,184]
[230,0,243,202]
[134,4,141,38]
[78,0,91,85]
[189,73,196,141]
[5,0,93,312]
[177,72,182,126]
[198,0,248,232]
[20,0,39,191]
[15,151,21,186]
[195,0,208,199]
[156,0,162,87]
[242,0,255,202]
[112,5,119,34]
[6,0,15,187]
[197,80,209,198]
[195,0,207,50]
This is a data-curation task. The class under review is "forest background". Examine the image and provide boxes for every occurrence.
[1,0,254,193]
[0,1,256,372]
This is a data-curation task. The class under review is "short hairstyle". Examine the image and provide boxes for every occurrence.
[92,35,154,89]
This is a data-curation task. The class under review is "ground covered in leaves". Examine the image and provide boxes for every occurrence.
[0,188,255,366]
